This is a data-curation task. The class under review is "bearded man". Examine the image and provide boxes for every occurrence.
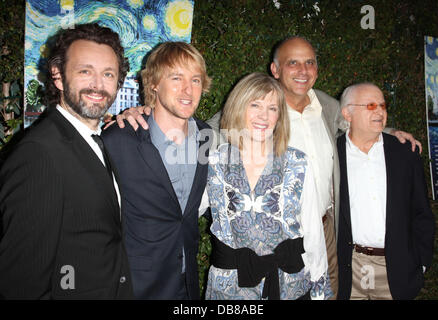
[0,23,133,299]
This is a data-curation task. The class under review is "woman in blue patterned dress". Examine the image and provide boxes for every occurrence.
[199,72,332,300]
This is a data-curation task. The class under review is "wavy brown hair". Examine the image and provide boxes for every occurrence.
[46,23,129,107]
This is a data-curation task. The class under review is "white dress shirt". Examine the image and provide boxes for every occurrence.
[287,89,333,217]
[346,131,387,248]
[56,105,122,211]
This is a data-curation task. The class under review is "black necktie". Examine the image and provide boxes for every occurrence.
[91,134,113,179]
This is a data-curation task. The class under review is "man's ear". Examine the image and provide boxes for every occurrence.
[151,82,160,94]
[341,107,352,122]
[270,62,280,79]
[51,66,64,91]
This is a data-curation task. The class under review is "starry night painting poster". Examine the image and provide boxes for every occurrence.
[24,0,194,127]
[425,36,438,200]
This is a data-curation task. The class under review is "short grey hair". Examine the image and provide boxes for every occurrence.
[340,82,381,114]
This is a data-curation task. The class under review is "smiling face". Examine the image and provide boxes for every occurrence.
[244,90,280,144]
[343,85,387,139]
[152,62,203,125]
[270,38,318,108]
[55,40,119,122]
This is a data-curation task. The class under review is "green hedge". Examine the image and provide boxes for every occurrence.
[0,0,24,83]
[0,0,24,143]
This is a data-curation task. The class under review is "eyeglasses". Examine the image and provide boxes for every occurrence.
[347,102,387,110]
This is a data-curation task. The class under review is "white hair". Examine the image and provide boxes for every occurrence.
[339,82,381,114]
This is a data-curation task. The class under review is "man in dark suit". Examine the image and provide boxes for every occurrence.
[0,23,133,299]
[102,42,212,299]
[336,82,435,299]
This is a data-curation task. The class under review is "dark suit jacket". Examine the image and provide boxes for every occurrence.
[102,115,210,300]
[0,108,133,299]
[337,133,435,300]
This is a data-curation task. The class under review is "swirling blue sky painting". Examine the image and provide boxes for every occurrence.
[425,36,438,199]
[24,0,194,126]
[426,36,438,115]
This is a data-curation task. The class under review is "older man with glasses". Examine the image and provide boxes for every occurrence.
[336,82,435,300]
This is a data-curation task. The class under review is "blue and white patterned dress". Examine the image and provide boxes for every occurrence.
[199,144,332,300]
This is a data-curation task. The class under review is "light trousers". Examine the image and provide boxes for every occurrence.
[350,250,393,300]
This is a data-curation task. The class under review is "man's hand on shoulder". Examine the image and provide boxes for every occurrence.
[103,106,152,131]
[391,129,422,153]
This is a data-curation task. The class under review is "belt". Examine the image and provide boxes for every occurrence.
[322,213,328,224]
[210,234,305,300]
[354,244,385,256]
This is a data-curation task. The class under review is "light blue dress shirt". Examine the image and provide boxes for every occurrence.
[148,112,199,273]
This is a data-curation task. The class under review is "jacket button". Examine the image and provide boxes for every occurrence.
[120,276,126,283]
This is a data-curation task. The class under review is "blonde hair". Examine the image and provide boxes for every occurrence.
[141,42,211,107]
[220,72,289,156]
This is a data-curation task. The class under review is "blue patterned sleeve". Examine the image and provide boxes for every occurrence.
[310,271,333,300]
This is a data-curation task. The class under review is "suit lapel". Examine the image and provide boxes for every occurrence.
[338,134,353,236]
[136,131,180,207]
[51,109,120,222]
[73,135,120,209]
[382,134,394,238]
[183,125,209,216]
[135,118,209,216]
[317,90,341,236]
[317,90,336,144]
[320,105,337,150]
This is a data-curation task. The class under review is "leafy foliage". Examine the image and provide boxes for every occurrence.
[0,80,23,145]
[0,0,24,145]
[0,0,24,83]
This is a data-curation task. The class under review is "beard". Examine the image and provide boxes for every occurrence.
[63,81,117,120]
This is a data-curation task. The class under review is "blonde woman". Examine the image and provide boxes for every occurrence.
[199,72,332,300]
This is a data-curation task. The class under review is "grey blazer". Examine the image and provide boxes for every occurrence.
[315,89,343,239]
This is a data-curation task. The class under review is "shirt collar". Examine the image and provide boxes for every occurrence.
[346,129,384,154]
[56,105,101,136]
[148,111,199,147]
[287,88,322,119]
